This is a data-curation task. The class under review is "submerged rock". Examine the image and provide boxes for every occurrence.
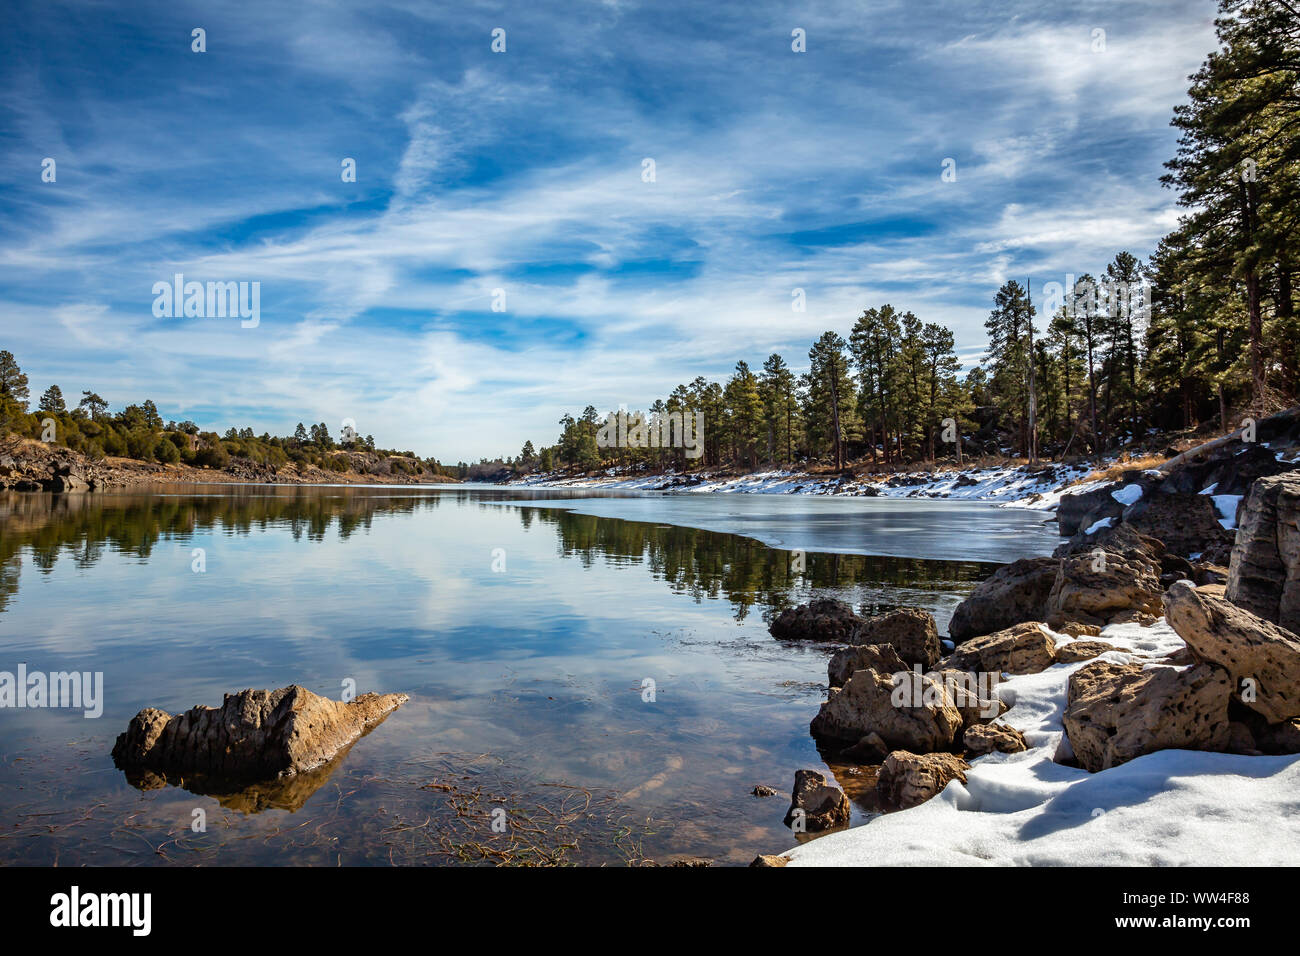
[810,667,962,756]
[1165,579,1300,724]
[111,685,408,781]
[948,557,1059,641]
[783,769,851,831]
[770,598,861,642]
[877,751,969,809]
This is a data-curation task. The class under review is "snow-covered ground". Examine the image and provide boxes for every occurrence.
[507,462,1102,510]
[783,620,1300,866]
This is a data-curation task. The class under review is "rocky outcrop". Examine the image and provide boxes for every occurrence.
[849,607,941,669]
[1057,475,1157,537]
[948,557,1059,641]
[943,622,1057,675]
[783,769,851,831]
[1125,491,1234,560]
[111,685,408,780]
[1047,523,1165,628]
[750,854,791,867]
[1225,473,1300,634]
[770,598,861,642]
[809,668,962,756]
[1060,660,1232,772]
[1164,579,1300,724]
[877,751,969,809]
[828,642,906,689]
[962,722,1029,756]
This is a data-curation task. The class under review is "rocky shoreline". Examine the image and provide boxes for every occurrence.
[0,437,460,492]
[760,415,1300,866]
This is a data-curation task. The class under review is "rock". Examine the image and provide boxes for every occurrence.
[877,751,969,809]
[770,598,861,642]
[1164,579,1300,723]
[962,722,1029,756]
[943,622,1057,675]
[948,557,1060,641]
[1047,523,1165,628]
[751,785,778,797]
[1052,639,1123,663]
[783,769,851,831]
[1057,481,1133,537]
[1255,717,1300,754]
[931,669,1007,727]
[1227,721,1260,755]
[1061,660,1232,772]
[1125,490,1234,559]
[668,857,712,867]
[1192,563,1229,587]
[809,668,962,755]
[750,854,791,867]
[111,685,408,780]
[848,607,941,669]
[1225,473,1300,634]
[828,642,906,689]
[1056,621,1102,637]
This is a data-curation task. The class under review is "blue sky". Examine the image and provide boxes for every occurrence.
[0,0,1218,461]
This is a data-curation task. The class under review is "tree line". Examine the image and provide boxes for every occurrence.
[521,0,1298,476]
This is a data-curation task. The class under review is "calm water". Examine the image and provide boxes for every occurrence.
[0,485,1057,866]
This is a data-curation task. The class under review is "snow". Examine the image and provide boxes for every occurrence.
[1210,494,1243,530]
[1084,516,1115,535]
[1110,484,1144,506]
[783,621,1300,866]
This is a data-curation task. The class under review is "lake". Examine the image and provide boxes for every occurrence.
[0,484,1059,866]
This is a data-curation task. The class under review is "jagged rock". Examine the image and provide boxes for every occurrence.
[750,854,791,867]
[943,622,1057,675]
[962,722,1029,756]
[1047,524,1165,628]
[848,607,941,669]
[1125,490,1234,559]
[782,769,851,831]
[1061,660,1232,772]
[828,642,906,689]
[809,667,962,755]
[111,685,408,780]
[1053,639,1124,663]
[877,751,969,808]
[931,669,1007,727]
[1192,562,1229,587]
[751,785,778,797]
[948,557,1060,641]
[770,598,861,642]
[1226,473,1300,634]
[1164,579,1300,724]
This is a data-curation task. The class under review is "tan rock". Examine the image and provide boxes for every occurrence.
[1061,661,1232,772]
[750,854,791,867]
[111,685,408,780]
[1226,472,1300,633]
[783,769,851,831]
[828,642,906,689]
[877,751,969,808]
[809,667,962,755]
[932,669,1008,727]
[770,598,861,642]
[963,722,1029,756]
[849,607,941,669]
[1057,621,1102,637]
[944,622,1057,675]
[1047,524,1165,628]
[1053,639,1125,664]
[1164,579,1300,723]
[948,557,1060,640]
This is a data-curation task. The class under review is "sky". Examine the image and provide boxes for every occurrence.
[0,0,1220,462]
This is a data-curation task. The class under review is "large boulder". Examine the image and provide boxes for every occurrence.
[943,622,1057,675]
[849,607,941,669]
[1047,523,1165,628]
[1061,660,1232,772]
[111,685,409,780]
[1164,579,1300,724]
[809,668,962,756]
[828,642,906,689]
[769,598,861,642]
[877,751,969,809]
[948,557,1059,641]
[1225,473,1300,634]
[782,769,851,831]
[1124,490,1234,559]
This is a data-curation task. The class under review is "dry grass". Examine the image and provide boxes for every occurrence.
[1081,453,1169,485]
